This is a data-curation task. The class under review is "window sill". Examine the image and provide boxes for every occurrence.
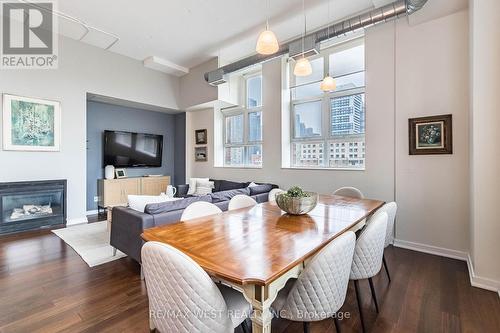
[214,166,263,170]
[281,166,365,171]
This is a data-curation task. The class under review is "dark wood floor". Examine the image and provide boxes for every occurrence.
[0,226,499,333]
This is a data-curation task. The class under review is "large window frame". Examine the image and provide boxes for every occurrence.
[289,37,366,170]
[222,71,263,168]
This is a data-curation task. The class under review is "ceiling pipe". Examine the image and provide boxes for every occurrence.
[204,0,428,85]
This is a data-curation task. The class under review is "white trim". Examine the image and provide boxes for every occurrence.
[86,209,98,216]
[466,254,500,293]
[393,238,468,261]
[66,216,88,226]
[394,238,500,297]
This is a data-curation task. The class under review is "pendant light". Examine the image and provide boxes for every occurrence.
[293,0,312,76]
[320,0,336,91]
[256,0,279,55]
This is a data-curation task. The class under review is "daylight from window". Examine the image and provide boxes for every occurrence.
[223,73,263,168]
[290,39,366,169]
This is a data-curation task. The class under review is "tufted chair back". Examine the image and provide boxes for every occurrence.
[279,231,356,321]
[268,189,286,202]
[228,195,257,211]
[181,201,222,221]
[141,241,233,333]
[350,212,388,280]
[333,186,364,199]
[378,202,397,248]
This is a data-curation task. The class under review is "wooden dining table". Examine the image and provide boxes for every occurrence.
[141,194,384,333]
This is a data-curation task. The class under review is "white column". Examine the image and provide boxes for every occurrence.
[470,0,500,288]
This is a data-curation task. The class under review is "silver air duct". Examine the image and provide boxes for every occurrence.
[204,0,428,85]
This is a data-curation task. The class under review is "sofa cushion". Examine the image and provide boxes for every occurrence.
[218,180,250,192]
[128,194,179,213]
[145,195,212,215]
[249,184,274,196]
[210,188,250,203]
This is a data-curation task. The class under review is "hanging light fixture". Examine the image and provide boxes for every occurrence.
[293,0,312,76]
[320,0,336,91]
[256,0,279,55]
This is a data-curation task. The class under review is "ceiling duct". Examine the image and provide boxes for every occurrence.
[205,0,428,85]
[288,35,320,60]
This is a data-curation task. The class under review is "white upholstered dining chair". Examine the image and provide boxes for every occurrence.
[374,202,398,282]
[141,241,251,333]
[350,211,388,333]
[271,231,356,333]
[268,188,286,202]
[181,201,222,221]
[228,195,257,211]
[333,186,364,199]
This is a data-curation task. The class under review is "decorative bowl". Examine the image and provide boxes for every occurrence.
[275,192,318,215]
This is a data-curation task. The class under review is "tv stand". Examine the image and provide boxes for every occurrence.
[97,176,170,209]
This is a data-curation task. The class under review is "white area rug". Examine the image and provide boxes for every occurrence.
[52,221,126,267]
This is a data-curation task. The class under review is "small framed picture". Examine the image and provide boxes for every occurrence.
[409,114,452,155]
[115,168,127,178]
[195,129,207,144]
[195,147,208,162]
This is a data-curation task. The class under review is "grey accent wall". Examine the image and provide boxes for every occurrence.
[86,101,185,211]
[174,113,186,186]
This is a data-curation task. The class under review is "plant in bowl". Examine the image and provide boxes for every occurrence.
[275,186,318,215]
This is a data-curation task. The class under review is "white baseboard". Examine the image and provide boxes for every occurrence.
[466,254,500,293]
[66,216,88,226]
[394,238,499,296]
[393,238,468,261]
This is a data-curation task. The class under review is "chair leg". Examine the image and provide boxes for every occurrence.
[303,321,310,333]
[383,254,391,283]
[368,277,379,313]
[353,280,366,333]
[240,319,250,333]
[333,315,341,333]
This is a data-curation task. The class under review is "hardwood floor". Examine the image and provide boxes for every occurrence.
[0,227,499,333]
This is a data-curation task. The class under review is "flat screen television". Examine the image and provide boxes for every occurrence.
[103,130,163,168]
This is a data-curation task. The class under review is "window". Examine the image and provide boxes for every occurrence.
[289,38,365,169]
[223,73,263,168]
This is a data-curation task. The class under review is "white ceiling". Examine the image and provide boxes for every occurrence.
[56,0,389,72]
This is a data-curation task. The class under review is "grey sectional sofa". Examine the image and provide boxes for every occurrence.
[110,180,277,263]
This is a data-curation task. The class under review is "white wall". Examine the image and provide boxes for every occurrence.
[394,11,470,252]
[186,10,470,253]
[0,36,180,223]
[470,0,500,287]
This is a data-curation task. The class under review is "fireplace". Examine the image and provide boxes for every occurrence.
[0,180,66,234]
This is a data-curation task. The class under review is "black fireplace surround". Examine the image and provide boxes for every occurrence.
[0,180,66,234]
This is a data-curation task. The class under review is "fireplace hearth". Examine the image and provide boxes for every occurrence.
[0,180,66,234]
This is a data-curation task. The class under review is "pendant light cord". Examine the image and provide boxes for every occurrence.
[266,0,270,30]
[302,0,306,58]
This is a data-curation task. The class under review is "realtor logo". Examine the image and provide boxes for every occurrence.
[1,1,58,69]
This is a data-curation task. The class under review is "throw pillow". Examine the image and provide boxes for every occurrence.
[194,180,215,195]
[218,180,250,191]
[249,184,274,195]
[187,177,209,195]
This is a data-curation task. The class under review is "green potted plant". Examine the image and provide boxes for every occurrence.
[275,186,318,215]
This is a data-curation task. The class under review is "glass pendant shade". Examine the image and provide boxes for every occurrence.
[320,75,337,91]
[294,57,312,76]
[256,29,279,55]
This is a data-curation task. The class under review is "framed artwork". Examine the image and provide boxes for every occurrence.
[115,168,127,178]
[195,146,208,162]
[2,94,61,151]
[195,129,207,144]
[409,114,452,155]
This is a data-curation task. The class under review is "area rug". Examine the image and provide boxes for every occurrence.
[52,221,126,267]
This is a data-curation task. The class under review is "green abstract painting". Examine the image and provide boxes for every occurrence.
[11,100,55,146]
[3,94,60,151]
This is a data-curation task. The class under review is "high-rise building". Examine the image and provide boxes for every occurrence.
[330,94,364,135]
